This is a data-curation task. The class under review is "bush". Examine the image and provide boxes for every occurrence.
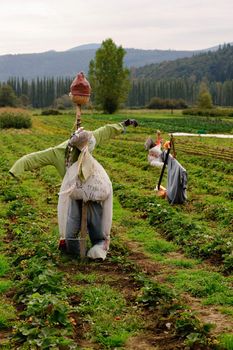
[182,108,233,117]
[0,84,18,107]
[41,109,62,116]
[53,94,74,109]
[0,108,32,129]
[147,97,188,109]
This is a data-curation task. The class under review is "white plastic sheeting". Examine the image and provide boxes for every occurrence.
[171,133,233,138]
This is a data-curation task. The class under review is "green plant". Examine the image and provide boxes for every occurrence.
[0,302,16,328]
[0,280,12,294]
[164,258,199,268]
[13,293,76,349]
[0,84,18,107]
[0,254,9,276]
[168,270,233,306]
[136,275,175,307]
[175,311,214,349]
[218,333,233,350]
[77,285,139,347]
[0,108,31,129]
[41,108,62,115]
[144,237,177,255]
[75,272,97,283]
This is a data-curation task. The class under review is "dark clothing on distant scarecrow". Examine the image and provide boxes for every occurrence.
[161,151,187,204]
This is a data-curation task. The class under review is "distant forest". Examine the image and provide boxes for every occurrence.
[1,76,233,108]
[1,45,233,108]
[128,78,233,107]
[132,44,233,82]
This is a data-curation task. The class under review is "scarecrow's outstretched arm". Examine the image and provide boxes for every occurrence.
[9,147,59,178]
[93,123,124,146]
[9,121,138,178]
[93,120,138,147]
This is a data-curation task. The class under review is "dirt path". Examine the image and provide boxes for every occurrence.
[55,233,232,350]
[59,255,186,349]
[125,240,233,336]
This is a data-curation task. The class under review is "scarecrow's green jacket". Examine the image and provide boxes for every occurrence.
[9,123,124,178]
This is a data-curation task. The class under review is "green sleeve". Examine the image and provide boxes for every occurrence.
[93,123,124,147]
[9,124,124,178]
[9,144,67,178]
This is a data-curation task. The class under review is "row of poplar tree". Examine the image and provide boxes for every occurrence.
[2,76,233,108]
[128,78,233,107]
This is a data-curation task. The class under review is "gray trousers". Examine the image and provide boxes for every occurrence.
[65,199,105,256]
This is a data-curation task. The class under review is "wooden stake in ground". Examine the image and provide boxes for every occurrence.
[69,72,91,258]
[155,134,177,199]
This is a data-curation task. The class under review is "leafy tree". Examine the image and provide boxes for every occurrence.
[53,94,74,109]
[88,38,130,113]
[19,94,30,107]
[0,84,18,107]
[197,82,213,109]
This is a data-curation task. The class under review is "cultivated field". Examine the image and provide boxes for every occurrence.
[0,110,233,349]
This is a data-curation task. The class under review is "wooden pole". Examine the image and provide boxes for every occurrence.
[170,134,176,158]
[80,201,88,258]
[157,146,171,190]
[76,104,81,129]
[75,103,87,259]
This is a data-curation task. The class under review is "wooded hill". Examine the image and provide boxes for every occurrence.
[1,44,233,108]
[132,44,233,82]
[0,46,203,81]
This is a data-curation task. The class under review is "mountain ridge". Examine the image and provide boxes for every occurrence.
[132,44,233,82]
[0,42,232,81]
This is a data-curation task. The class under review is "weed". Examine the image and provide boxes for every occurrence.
[218,307,233,317]
[175,311,214,348]
[0,254,9,276]
[77,284,139,347]
[144,238,177,255]
[75,272,97,283]
[0,280,12,294]
[164,257,199,268]
[218,333,233,350]
[0,302,16,329]
[168,270,233,306]
[136,274,175,307]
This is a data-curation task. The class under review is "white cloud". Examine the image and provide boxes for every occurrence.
[0,0,232,54]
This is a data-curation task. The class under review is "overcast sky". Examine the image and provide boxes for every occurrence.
[0,0,232,55]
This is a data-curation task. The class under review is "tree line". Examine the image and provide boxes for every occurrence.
[1,39,233,110]
[1,76,233,109]
[127,78,233,107]
[0,76,73,108]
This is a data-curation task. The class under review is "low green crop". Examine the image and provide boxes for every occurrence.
[0,302,16,329]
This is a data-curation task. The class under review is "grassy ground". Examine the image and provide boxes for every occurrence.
[0,109,232,349]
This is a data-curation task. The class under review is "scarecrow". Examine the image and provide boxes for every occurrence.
[9,73,138,260]
[145,131,187,204]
